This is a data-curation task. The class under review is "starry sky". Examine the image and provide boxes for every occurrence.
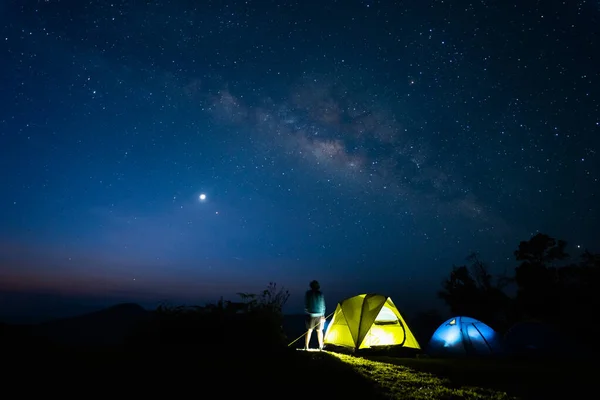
[1,0,599,317]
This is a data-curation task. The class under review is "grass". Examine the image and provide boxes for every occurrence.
[363,355,597,400]
[327,351,515,399]
[6,342,589,399]
[3,344,517,399]
[3,315,592,400]
[4,345,383,397]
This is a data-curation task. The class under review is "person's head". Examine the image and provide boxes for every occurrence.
[309,280,320,291]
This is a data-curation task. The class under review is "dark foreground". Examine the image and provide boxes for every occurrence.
[4,342,595,399]
[5,347,386,398]
[366,355,597,400]
[0,305,593,400]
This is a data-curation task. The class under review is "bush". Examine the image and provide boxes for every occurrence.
[127,282,290,355]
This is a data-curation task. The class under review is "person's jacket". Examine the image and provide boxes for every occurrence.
[304,290,326,317]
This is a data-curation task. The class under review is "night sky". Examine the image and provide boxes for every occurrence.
[1,1,598,317]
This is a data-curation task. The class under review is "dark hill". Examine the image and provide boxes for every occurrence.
[32,303,150,347]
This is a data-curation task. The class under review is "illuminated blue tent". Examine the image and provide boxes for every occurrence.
[427,316,503,357]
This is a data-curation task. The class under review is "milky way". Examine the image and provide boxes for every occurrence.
[0,0,598,313]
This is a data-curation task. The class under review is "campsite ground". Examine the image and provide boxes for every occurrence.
[8,347,386,397]
[4,340,591,399]
[2,310,592,399]
[322,351,516,399]
[364,355,596,400]
[5,346,514,399]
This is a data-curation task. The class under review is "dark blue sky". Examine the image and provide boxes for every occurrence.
[1,0,598,318]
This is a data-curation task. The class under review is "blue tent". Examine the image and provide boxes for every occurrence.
[427,316,503,357]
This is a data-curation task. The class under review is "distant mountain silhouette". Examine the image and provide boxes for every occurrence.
[32,303,150,347]
[0,290,114,324]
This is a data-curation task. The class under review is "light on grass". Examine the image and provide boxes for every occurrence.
[327,352,513,399]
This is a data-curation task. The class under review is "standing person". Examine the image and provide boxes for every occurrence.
[304,280,326,350]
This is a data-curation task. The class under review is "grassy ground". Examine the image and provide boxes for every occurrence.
[3,345,516,399]
[364,355,596,400]
[3,317,587,400]
[327,351,514,399]
[4,349,381,398]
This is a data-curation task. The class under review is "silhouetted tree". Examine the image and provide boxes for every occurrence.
[257,282,290,315]
[580,249,600,269]
[555,249,600,345]
[134,282,291,352]
[236,282,290,314]
[511,233,600,350]
[468,252,493,290]
[513,233,569,320]
[439,233,600,351]
[438,265,477,313]
[410,309,445,345]
[438,252,510,328]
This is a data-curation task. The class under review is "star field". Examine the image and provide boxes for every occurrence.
[0,0,598,313]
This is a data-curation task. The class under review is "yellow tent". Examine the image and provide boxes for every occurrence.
[324,294,420,351]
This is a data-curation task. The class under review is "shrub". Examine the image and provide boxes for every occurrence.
[128,282,290,355]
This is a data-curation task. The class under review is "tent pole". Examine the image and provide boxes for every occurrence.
[355,297,367,352]
[460,318,470,355]
[471,322,493,354]
[287,311,334,347]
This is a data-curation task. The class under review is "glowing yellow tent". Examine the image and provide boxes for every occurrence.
[324,294,420,351]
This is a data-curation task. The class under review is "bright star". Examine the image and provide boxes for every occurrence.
[199,193,206,201]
